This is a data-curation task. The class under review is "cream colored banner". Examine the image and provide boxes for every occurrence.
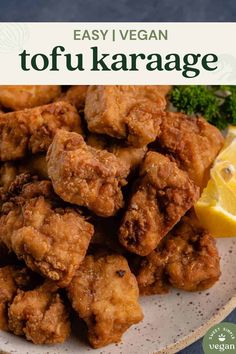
[0,22,235,84]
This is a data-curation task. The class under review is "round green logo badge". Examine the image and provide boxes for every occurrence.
[203,322,236,354]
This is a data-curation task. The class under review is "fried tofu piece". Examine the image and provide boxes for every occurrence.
[0,101,82,161]
[155,85,172,97]
[158,112,224,188]
[109,144,147,172]
[0,266,18,331]
[85,85,166,146]
[87,133,147,172]
[0,155,48,195]
[0,302,7,331]
[8,281,70,344]
[0,162,20,195]
[60,85,88,110]
[136,215,221,294]
[0,265,36,331]
[0,85,61,110]
[67,254,143,348]
[0,175,94,286]
[47,130,129,217]
[119,152,200,256]
[0,157,48,206]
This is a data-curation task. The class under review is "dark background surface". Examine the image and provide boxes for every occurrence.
[0,0,235,22]
[0,1,235,353]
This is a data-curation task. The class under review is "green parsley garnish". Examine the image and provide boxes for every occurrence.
[169,85,236,130]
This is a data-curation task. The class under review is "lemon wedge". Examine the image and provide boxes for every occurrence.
[195,125,236,237]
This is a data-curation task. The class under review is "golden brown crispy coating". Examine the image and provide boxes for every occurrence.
[0,303,7,330]
[109,144,147,172]
[67,254,143,348]
[157,112,224,188]
[0,162,19,195]
[87,133,147,172]
[47,130,129,217]
[0,101,82,161]
[0,160,37,195]
[0,266,17,331]
[0,265,35,331]
[60,85,88,110]
[0,85,61,110]
[119,152,200,256]
[155,85,172,97]
[84,85,166,146]
[0,175,94,286]
[0,215,18,267]
[136,215,221,294]
[8,281,70,344]
[0,156,48,197]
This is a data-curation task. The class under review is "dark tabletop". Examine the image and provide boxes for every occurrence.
[0,1,235,353]
[0,0,235,22]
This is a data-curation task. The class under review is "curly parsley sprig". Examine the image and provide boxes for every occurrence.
[169,85,236,130]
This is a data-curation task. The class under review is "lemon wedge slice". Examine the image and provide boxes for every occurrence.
[211,162,236,215]
[195,125,236,237]
[195,201,236,237]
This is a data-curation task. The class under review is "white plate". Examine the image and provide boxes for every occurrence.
[0,238,236,354]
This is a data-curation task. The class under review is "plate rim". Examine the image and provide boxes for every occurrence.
[155,294,236,354]
[0,295,235,354]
